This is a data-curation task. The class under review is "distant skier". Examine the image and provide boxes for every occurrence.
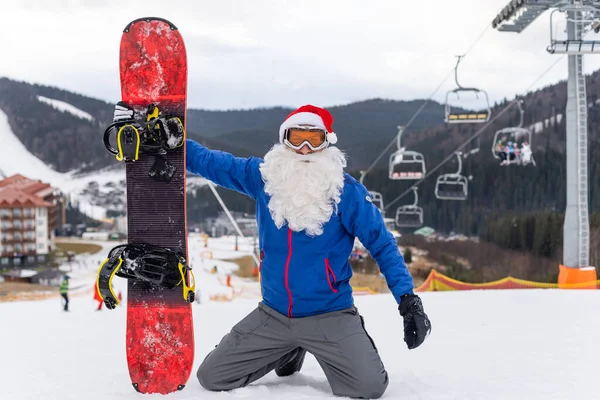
[59,275,70,312]
[116,103,432,399]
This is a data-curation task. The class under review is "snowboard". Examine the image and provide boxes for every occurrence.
[110,17,193,394]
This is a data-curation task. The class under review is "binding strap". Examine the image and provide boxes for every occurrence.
[96,256,124,309]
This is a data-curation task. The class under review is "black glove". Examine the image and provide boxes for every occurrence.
[113,101,134,123]
[398,294,431,349]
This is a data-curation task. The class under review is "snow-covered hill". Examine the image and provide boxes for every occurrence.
[1,234,598,400]
[0,106,207,220]
[0,105,125,218]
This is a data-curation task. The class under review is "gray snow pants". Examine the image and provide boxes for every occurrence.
[197,302,389,399]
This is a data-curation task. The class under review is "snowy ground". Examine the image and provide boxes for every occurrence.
[1,235,599,400]
[36,95,95,122]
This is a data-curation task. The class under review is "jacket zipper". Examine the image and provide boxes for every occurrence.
[325,258,338,293]
[284,228,293,317]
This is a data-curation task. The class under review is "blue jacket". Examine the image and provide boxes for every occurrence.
[186,139,414,317]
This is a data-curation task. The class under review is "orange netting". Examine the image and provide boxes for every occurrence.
[414,269,600,292]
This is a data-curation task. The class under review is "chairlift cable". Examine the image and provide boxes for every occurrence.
[360,24,492,180]
[383,55,565,212]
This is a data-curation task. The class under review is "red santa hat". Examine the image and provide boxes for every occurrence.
[279,104,338,145]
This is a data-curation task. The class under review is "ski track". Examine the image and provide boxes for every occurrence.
[36,95,95,122]
[1,234,599,400]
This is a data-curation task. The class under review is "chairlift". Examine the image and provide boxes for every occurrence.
[395,187,423,228]
[370,191,384,212]
[389,125,426,180]
[359,171,385,213]
[491,100,535,166]
[434,152,469,201]
[445,55,491,124]
[547,6,600,54]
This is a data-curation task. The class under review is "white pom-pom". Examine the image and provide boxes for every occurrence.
[327,132,338,144]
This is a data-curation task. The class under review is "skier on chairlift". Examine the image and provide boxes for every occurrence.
[521,141,533,165]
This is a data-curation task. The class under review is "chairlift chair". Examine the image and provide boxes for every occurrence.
[358,171,385,213]
[445,55,492,124]
[491,100,535,166]
[395,187,424,228]
[547,6,600,54]
[369,191,385,213]
[434,152,469,200]
[388,125,426,180]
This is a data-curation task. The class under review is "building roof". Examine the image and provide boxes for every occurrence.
[0,174,56,208]
[31,270,64,279]
[0,174,55,198]
[0,187,53,208]
[0,174,28,188]
[18,181,53,196]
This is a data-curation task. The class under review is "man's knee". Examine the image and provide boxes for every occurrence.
[196,349,229,391]
[359,372,389,399]
[333,370,389,399]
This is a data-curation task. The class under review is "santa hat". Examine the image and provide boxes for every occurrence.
[279,104,338,145]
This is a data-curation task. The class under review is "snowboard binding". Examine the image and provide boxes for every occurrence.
[103,104,184,183]
[96,242,196,309]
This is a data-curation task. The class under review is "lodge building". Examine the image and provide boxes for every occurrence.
[0,174,61,268]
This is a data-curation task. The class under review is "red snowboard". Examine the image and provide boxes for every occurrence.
[119,17,193,394]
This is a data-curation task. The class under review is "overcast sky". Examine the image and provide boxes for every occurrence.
[2,0,600,110]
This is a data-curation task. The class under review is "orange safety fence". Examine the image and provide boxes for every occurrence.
[351,286,378,295]
[415,269,600,292]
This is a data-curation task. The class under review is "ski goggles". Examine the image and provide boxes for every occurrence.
[283,127,328,151]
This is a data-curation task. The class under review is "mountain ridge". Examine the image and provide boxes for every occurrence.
[3,71,600,233]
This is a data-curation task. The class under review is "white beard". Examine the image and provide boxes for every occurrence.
[259,144,347,237]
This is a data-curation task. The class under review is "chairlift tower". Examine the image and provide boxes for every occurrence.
[492,0,597,286]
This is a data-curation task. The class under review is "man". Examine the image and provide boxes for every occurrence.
[59,275,70,312]
[115,103,432,398]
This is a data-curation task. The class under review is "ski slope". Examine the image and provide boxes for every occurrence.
[0,106,124,219]
[36,95,95,122]
[0,106,207,219]
[1,234,599,400]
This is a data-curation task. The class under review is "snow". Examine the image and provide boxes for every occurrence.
[16,269,37,278]
[0,107,207,220]
[1,234,599,399]
[527,113,563,135]
[0,106,123,219]
[36,95,95,122]
[0,107,66,182]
